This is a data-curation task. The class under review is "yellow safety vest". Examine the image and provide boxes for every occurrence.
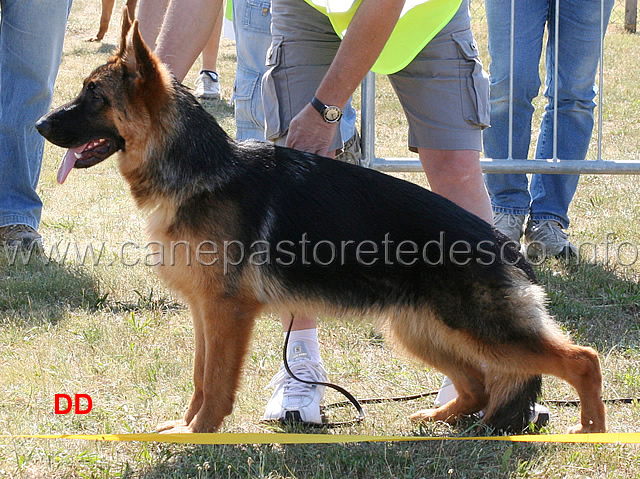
[304,0,463,74]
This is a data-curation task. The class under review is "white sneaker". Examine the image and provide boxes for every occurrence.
[263,340,327,424]
[194,70,220,100]
[433,375,457,407]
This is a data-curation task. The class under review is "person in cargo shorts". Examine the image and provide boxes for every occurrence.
[261,0,497,424]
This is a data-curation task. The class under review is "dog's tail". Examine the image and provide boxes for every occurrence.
[483,374,542,433]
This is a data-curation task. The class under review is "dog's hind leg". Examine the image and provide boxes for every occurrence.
[409,361,489,425]
[530,341,605,433]
[481,339,606,433]
[388,314,489,424]
[560,345,607,433]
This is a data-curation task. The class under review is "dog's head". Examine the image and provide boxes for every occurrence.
[36,9,174,183]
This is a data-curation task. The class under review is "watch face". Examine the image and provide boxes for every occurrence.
[324,106,342,123]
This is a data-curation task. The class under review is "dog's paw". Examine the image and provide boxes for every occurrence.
[182,415,221,433]
[156,419,187,433]
[567,422,607,434]
[409,408,456,424]
[159,424,192,434]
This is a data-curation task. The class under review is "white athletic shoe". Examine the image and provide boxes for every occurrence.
[493,212,526,243]
[194,70,220,100]
[525,219,578,260]
[263,340,327,424]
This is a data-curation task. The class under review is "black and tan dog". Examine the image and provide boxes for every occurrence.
[36,14,606,434]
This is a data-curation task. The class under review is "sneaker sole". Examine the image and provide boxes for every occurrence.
[196,93,221,100]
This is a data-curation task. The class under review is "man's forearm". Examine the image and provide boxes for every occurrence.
[314,0,404,107]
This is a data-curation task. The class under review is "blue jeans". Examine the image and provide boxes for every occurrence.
[482,0,613,228]
[0,0,73,230]
[231,0,356,142]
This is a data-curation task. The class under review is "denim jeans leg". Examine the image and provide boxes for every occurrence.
[0,0,72,230]
[232,0,272,141]
[482,0,548,217]
[530,0,614,228]
[232,0,357,143]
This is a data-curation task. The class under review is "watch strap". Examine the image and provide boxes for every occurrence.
[310,96,326,115]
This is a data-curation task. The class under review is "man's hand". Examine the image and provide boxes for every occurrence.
[286,0,404,158]
[285,103,339,158]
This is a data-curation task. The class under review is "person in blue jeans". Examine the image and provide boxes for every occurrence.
[483,0,614,259]
[0,0,73,250]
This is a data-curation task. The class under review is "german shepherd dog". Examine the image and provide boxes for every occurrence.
[36,14,607,434]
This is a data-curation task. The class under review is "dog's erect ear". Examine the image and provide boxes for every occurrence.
[116,6,133,59]
[130,20,172,110]
[131,21,158,80]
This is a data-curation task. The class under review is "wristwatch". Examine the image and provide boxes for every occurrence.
[311,96,343,123]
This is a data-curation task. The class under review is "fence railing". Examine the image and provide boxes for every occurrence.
[470,0,636,31]
[363,0,640,174]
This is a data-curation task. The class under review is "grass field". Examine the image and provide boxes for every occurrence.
[1,1,640,477]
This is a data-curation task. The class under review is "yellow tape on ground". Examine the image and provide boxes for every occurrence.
[2,432,640,445]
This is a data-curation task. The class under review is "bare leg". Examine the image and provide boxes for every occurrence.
[418,148,493,224]
[200,2,224,72]
[137,0,170,50]
[154,0,225,81]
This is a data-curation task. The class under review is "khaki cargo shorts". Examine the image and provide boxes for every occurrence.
[262,0,490,152]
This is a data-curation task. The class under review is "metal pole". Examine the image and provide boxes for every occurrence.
[597,0,605,162]
[360,71,376,168]
[370,158,640,174]
[508,0,515,160]
[553,0,560,161]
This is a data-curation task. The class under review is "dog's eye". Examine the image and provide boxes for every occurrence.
[86,82,103,102]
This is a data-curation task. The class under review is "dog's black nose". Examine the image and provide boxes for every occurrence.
[35,116,51,138]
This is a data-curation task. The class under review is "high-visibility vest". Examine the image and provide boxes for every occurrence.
[304,0,463,74]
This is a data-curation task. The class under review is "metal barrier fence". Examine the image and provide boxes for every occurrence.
[470,0,636,28]
[362,0,640,175]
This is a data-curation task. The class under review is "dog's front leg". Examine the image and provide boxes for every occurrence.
[187,298,260,433]
[157,301,207,432]
[162,297,261,433]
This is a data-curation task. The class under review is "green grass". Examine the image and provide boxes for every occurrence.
[1,1,640,477]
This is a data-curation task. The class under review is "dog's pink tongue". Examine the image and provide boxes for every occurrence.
[57,146,85,184]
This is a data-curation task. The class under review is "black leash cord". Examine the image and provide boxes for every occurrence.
[282,316,638,426]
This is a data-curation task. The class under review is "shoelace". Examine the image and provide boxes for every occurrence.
[494,213,521,228]
[533,221,568,241]
[267,360,327,397]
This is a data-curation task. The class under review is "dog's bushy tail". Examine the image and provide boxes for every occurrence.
[484,375,542,433]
